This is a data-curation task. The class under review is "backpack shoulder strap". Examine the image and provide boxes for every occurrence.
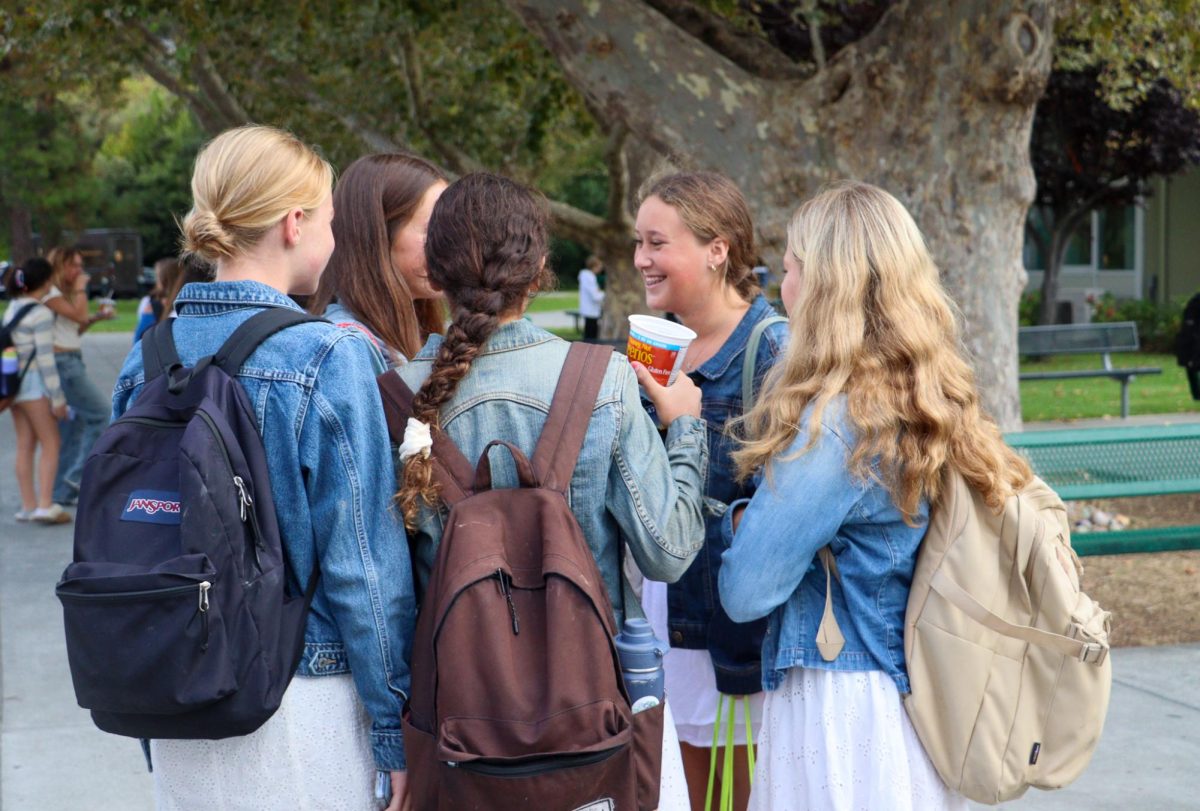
[531,343,614,493]
[742,315,787,408]
[6,302,39,331]
[213,307,326,374]
[142,318,183,384]
[376,371,476,505]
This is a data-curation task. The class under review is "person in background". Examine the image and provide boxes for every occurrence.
[133,257,185,343]
[307,152,448,369]
[720,182,1006,810]
[4,258,71,524]
[633,171,789,811]
[578,255,605,341]
[43,246,113,506]
[112,124,415,810]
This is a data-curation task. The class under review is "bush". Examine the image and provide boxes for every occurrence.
[1088,292,1184,353]
[1019,291,1041,327]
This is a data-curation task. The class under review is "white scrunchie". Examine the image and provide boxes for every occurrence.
[398,418,433,461]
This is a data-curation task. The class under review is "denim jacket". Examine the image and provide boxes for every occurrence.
[112,281,416,770]
[718,397,928,694]
[645,295,788,695]
[321,301,395,371]
[393,318,709,625]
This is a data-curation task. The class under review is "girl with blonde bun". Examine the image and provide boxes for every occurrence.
[110,125,415,811]
[720,181,1028,809]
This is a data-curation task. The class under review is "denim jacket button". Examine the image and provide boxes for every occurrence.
[671,630,684,645]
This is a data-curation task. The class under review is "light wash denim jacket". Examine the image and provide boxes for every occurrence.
[112,281,416,770]
[394,318,709,624]
[718,397,928,694]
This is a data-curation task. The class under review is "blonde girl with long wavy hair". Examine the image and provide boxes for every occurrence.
[719,181,1028,810]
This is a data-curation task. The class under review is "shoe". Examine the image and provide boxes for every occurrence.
[14,509,33,522]
[32,504,73,525]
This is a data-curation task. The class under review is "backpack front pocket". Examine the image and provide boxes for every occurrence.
[56,554,237,714]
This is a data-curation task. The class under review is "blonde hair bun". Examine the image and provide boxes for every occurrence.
[181,125,333,263]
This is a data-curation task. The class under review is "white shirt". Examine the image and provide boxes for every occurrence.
[577,270,604,319]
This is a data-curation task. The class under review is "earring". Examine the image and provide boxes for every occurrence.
[708,263,717,272]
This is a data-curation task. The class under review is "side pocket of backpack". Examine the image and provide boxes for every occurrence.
[56,553,238,715]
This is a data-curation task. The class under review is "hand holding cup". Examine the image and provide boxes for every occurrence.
[632,361,701,424]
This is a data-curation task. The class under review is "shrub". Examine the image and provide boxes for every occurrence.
[1088,291,1184,353]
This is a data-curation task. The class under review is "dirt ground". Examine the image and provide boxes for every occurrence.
[1072,494,1200,648]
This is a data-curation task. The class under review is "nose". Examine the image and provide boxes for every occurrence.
[634,245,651,270]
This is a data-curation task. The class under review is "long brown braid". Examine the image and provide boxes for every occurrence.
[397,173,554,528]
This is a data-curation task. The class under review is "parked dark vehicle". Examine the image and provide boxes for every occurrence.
[33,229,144,297]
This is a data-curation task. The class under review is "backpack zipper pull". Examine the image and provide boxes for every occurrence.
[233,476,253,523]
[496,568,520,636]
[198,581,211,652]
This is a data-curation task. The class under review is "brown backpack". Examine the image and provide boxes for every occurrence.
[378,343,664,811]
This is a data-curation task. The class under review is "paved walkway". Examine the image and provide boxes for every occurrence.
[2,331,1198,809]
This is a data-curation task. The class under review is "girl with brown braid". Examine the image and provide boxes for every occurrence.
[386,172,710,807]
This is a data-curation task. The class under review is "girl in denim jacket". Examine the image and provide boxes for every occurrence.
[720,182,1030,810]
[392,172,710,808]
[112,126,415,811]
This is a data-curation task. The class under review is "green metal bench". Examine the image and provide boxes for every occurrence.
[1005,423,1200,556]
[1018,321,1162,418]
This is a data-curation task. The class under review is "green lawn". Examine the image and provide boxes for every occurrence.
[87,298,141,334]
[526,291,578,313]
[1020,352,1199,421]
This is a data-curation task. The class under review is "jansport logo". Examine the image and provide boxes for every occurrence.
[121,490,183,525]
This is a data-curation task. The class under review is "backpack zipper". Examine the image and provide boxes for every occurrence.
[58,580,213,650]
[449,745,622,777]
[495,568,520,635]
[195,410,265,576]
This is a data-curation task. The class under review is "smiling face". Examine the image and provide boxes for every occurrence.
[390,180,447,301]
[633,195,727,318]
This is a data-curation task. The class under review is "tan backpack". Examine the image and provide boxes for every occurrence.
[817,470,1112,804]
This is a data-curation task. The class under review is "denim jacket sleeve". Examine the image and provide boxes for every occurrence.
[718,420,862,624]
[607,363,708,582]
[300,334,416,770]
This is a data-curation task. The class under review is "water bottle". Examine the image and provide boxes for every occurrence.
[614,617,666,713]
[1,348,17,376]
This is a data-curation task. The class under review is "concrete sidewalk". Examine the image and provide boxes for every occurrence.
[2,332,1199,809]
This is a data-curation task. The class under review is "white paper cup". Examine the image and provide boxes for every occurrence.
[626,315,697,386]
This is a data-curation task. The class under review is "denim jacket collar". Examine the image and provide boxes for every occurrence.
[174,280,305,315]
[692,295,780,380]
[415,317,556,360]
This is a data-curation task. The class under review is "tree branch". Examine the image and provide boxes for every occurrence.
[189,42,251,126]
[604,124,632,225]
[641,0,808,80]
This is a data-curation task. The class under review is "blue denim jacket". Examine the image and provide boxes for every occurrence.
[394,318,709,624]
[112,281,416,770]
[645,295,788,695]
[718,397,928,694]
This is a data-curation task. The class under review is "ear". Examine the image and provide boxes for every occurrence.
[282,208,305,249]
[708,236,730,270]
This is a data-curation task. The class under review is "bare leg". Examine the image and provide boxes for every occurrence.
[20,398,61,509]
[680,742,753,811]
[11,403,37,511]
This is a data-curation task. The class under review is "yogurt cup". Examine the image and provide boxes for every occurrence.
[626,315,697,386]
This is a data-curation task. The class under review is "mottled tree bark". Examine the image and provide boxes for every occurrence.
[7,200,35,267]
[507,0,1055,428]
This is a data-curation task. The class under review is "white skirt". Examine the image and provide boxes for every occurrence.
[748,667,968,811]
[151,674,378,811]
[642,579,765,747]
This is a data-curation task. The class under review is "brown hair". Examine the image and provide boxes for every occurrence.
[46,246,83,291]
[152,257,185,319]
[640,172,759,301]
[181,125,333,263]
[397,173,554,528]
[308,153,449,360]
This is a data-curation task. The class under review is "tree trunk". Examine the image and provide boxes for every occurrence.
[7,200,35,265]
[506,0,1055,429]
[1038,230,1068,326]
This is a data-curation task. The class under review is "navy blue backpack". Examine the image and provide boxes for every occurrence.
[56,308,322,739]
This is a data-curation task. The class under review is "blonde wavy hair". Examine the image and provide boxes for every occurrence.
[181,125,333,263]
[731,181,1030,522]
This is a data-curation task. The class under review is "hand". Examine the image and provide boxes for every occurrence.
[631,362,701,425]
[384,770,410,811]
[71,273,89,293]
[52,403,68,420]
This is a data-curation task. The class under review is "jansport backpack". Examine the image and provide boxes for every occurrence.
[0,302,38,412]
[816,471,1112,804]
[56,308,322,739]
[377,343,665,811]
